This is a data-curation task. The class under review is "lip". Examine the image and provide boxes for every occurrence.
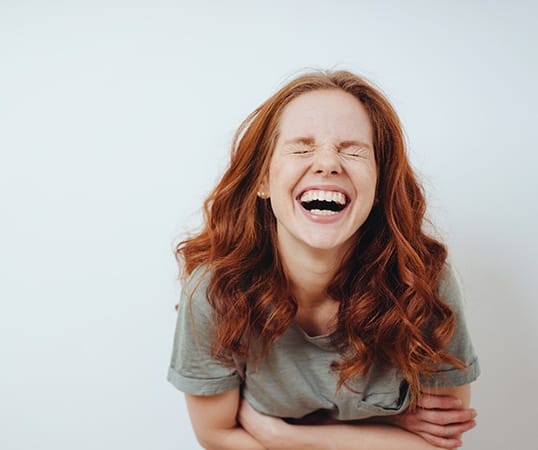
[295,184,352,224]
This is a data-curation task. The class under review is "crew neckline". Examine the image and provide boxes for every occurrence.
[292,322,336,351]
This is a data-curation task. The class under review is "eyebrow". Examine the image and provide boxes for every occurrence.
[283,137,316,146]
[337,140,372,150]
[283,137,371,150]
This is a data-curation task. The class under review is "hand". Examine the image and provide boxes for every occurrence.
[237,398,289,449]
[388,393,477,448]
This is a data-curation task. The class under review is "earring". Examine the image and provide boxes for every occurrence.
[257,191,268,199]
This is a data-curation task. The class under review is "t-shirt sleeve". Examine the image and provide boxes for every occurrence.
[421,263,481,388]
[167,268,242,395]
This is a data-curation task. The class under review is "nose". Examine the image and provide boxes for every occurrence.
[312,146,342,175]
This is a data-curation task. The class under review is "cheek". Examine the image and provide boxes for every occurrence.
[268,162,302,194]
[352,166,377,192]
[369,173,378,194]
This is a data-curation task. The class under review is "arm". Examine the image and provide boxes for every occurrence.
[239,399,448,450]
[422,384,472,408]
[185,388,265,450]
[380,384,477,449]
[169,272,261,448]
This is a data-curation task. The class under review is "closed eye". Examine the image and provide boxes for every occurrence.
[342,150,359,156]
[340,146,367,157]
[289,143,315,155]
[338,140,372,158]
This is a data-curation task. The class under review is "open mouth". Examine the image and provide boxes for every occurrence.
[299,190,349,216]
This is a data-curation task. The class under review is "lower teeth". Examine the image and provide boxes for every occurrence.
[310,209,338,216]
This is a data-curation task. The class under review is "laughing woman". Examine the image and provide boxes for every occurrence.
[168,70,480,450]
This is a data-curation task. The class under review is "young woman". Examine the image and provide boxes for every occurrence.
[168,70,480,450]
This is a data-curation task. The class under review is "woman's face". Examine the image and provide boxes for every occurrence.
[262,89,377,255]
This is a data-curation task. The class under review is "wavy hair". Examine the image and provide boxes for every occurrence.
[176,70,464,407]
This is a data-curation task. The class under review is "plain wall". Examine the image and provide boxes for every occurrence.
[1,1,537,449]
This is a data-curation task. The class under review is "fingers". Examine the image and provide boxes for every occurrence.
[418,393,463,410]
[239,398,254,413]
[395,402,477,449]
[418,418,477,437]
[237,399,255,428]
[417,431,463,449]
[417,407,477,425]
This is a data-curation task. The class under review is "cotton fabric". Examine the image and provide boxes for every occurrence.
[167,264,480,420]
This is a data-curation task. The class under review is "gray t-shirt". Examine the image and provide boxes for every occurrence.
[167,263,480,420]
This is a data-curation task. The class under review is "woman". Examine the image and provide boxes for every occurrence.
[168,70,480,449]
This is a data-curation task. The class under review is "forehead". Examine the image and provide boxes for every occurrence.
[277,89,373,143]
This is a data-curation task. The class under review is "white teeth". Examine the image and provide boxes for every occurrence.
[310,209,338,216]
[300,190,346,205]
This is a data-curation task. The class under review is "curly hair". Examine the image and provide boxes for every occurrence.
[176,70,464,408]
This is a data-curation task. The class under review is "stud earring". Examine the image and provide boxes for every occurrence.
[257,191,269,199]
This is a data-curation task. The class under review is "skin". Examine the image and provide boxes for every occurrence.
[259,89,377,314]
[184,89,477,449]
[261,89,377,256]
[185,387,476,450]
[390,386,477,447]
[237,388,477,450]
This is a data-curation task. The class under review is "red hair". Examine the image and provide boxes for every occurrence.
[176,70,464,407]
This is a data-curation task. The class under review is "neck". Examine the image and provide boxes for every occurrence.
[278,240,345,308]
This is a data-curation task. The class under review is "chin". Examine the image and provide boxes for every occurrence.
[303,236,351,252]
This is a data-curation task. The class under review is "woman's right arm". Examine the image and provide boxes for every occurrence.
[186,388,472,450]
[185,388,265,450]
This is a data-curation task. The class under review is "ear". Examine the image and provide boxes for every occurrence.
[257,175,270,199]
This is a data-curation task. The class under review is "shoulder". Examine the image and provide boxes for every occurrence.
[436,261,465,312]
[179,265,214,322]
[423,261,480,385]
[182,265,212,298]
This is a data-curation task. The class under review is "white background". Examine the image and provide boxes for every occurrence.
[1,1,537,449]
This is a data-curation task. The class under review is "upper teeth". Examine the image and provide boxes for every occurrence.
[300,190,346,205]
